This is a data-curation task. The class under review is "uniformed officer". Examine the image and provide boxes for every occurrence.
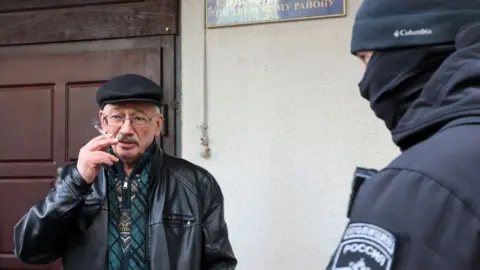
[326,0,480,269]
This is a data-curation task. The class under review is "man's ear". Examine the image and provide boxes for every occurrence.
[98,110,106,130]
[155,115,164,136]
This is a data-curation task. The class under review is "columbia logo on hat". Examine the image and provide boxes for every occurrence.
[393,28,433,38]
[351,0,480,53]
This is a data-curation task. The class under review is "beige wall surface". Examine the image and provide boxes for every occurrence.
[181,1,399,269]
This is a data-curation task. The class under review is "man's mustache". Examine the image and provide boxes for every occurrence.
[115,132,139,143]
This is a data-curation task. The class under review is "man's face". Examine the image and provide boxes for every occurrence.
[99,102,163,164]
[356,51,374,71]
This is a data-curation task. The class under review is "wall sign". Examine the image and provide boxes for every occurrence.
[206,0,346,28]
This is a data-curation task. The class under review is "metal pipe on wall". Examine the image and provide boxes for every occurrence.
[200,26,211,159]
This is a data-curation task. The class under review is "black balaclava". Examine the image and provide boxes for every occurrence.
[358,45,455,131]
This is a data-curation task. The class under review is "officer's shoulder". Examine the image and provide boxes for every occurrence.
[389,128,480,182]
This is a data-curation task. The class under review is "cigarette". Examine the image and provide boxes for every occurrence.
[94,124,110,138]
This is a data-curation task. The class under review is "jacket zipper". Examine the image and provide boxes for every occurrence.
[121,176,130,270]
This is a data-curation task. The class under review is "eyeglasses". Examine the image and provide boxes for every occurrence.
[103,114,159,128]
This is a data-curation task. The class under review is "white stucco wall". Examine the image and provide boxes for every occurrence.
[181,1,400,269]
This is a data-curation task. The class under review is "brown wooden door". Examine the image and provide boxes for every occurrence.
[0,36,176,269]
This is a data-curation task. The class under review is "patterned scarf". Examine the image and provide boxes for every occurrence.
[106,144,155,270]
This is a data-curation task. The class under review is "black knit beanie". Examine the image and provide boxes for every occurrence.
[350,1,480,54]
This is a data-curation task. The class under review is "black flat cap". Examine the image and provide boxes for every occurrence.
[96,74,163,108]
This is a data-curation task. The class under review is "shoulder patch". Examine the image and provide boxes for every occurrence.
[331,223,396,270]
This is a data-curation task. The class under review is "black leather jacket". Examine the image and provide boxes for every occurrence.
[13,145,237,270]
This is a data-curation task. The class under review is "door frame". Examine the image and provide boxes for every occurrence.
[175,35,182,156]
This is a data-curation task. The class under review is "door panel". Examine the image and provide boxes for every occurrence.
[0,180,54,269]
[0,86,53,161]
[0,0,177,46]
[67,83,105,162]
[0,0,139,11]
[0,36,176,269]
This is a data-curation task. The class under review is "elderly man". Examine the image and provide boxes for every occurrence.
[13,74,237,270]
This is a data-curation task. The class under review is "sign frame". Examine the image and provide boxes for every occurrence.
[205,0,347,29]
